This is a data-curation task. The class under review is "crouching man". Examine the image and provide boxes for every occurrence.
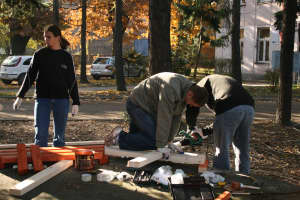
[105,72,208,153]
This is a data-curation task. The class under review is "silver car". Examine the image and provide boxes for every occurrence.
[90,57,143,80]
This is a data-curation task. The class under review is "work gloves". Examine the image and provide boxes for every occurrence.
[71,105,79,116]
[157,142,184,159]
[13,97,22,110]
[13,98,79,117]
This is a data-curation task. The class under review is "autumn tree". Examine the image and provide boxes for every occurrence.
[0,0,53,55]
[61,0,148,90]
[274,0,299,126]
[175,0,229,78]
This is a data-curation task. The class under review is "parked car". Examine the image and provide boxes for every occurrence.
[90,56,144,80]
[0,55,32,85]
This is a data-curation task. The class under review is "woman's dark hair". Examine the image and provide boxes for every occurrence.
[44,24,70,49]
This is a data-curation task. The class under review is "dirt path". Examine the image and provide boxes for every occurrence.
[1,98,300,123]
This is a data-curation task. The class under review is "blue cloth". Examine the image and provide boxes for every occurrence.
[34,98,69,147]
[118,100,156,151]
[213,105,254,174]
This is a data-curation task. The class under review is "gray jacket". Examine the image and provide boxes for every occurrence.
[129,72,194,147]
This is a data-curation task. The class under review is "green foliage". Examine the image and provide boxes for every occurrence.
[264,69,279,93]
[273,0,300,31]
[123,50,148,77]
[264,69,280,86]
[0,23,10,55]
[174,0,230,76]
[171,50,190,75]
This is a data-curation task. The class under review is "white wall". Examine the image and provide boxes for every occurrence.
[215,1,299,80]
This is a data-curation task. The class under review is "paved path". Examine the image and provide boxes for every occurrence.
[1,97,300,123]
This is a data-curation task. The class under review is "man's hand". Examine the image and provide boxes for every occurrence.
[71,105,79,116]
[13,98,22,110]
[157,147,171,159]
[168,142,184,153]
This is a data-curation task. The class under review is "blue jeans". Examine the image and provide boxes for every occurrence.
[34,98,69,147]
[118,100,156,151]
[213,105,254,174]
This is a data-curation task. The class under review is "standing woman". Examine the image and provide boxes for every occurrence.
[13,24,80,147]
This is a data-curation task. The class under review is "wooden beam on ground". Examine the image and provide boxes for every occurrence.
[127,152,163,168]
[0,140,105,149]
[105,146,206,165]
[17,144,28,175]
[9,160,73,196]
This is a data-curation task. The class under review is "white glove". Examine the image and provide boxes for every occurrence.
[192,127,208,139]
[71,105,79,116]
[168,142,184,153]
[157,147,171,159]
[13,97,22,110]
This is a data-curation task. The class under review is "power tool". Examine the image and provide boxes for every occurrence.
[178,127,213,147]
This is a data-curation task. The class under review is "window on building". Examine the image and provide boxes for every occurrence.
[241,0,246,5]
[257,27,270,62]
[257,0,272,3]
[240,29,244,62]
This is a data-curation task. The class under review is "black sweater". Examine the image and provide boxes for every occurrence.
[16,47,80,105]
[186,74,254,128]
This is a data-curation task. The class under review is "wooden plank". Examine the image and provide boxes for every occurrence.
[127,152,163,168]
[105,146,206,165]
[0,140,105,149]
[9,160,73,196]
[17,144,28,175]
[30,145,44,172]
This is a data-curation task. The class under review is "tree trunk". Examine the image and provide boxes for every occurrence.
[193,31,203,78]
[53,0,59,26]
[149,0,172,75]
[80,0,88,83]
[11,34,30,55]
[275,0,297,126]
[114,0,126,91]
[231,0,242,83]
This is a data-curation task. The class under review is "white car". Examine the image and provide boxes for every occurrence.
[0,55,32,85]
[90,56,143,80]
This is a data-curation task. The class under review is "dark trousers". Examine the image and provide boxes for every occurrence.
[118,100,156,151]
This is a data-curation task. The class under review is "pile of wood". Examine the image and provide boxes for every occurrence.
[0,141,108,196]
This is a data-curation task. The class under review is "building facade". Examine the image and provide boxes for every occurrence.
[216,0,300,80]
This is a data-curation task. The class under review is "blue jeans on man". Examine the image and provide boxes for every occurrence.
[34,98,69,147]
[213,105,255,174]
[118,100,156,151]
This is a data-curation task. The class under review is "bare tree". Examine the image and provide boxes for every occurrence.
[53,0,59,26]
[80,0,88,83]
[231,0,242,83]
[275,0,297,126]
[114,0,126,91]
[149,0,172,75]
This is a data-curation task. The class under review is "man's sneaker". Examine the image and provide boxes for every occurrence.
[105,126,122,146]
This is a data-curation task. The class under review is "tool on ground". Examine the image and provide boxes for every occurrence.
[75,149,95,171]
[168,176,216,200]
[178,130,204,147]
[231,181,261,190]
